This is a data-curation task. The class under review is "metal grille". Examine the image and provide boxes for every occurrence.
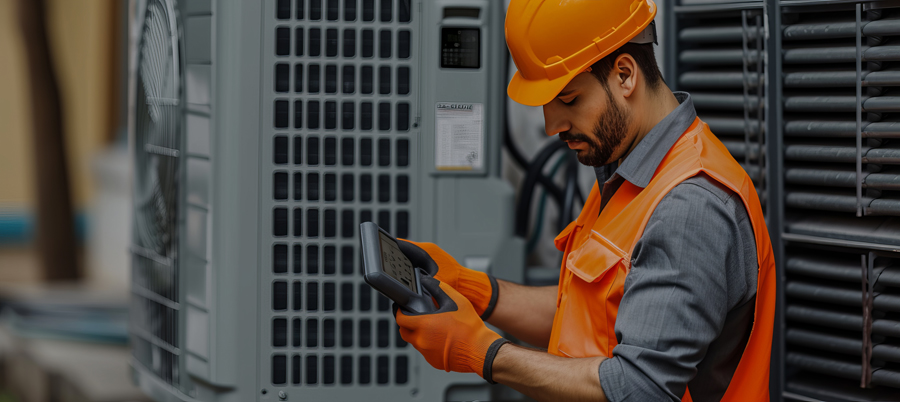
[130,0,183,389]
[781,5,900,240]
[671,1,900,400]
[263,0,416,395]
[783,245,900,397]
[780,4,900,399]
[677,0,762,6]
[674,7,766,204]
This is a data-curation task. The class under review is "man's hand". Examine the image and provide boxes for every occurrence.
[397,240,498,319]
[394,276,508,381]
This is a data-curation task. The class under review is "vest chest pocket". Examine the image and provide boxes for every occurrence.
[555,230,631,358]
[565,230,630,282]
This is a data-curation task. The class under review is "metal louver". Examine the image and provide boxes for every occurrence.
[673,5,767,204]
[129,0,515,400]
[781,5,900,243]
[669,1,900,400]
[130,0,183,391]
[780,3,900,400]
[262,0,418,397]
[783,245,900,399]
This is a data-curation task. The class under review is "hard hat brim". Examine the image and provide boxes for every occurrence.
[507,69,573,107]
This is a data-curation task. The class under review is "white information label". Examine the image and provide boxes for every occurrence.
[434,102,484,171]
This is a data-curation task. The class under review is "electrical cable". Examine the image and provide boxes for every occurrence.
[504,122,531,171]
[502,42,531,172]
[526,153,570,253]
[503,105,570,201]
[514,140,569,238]
[575,178,586,205]
[559,153,579,232]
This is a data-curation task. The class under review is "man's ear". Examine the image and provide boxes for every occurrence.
[613,54,638,98]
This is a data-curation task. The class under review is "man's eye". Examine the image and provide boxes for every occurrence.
[562,97,577,105]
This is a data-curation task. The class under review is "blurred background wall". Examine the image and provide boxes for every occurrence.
[0,0,129,287]
[0,2,140,400]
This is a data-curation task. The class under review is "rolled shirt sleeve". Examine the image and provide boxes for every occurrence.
[598,175,756,402]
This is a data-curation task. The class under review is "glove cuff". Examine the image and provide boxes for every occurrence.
[457,269,498,319]
[482,338,511,384]
[481,276,500,320]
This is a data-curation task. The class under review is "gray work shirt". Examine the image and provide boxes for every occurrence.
[595,92,759,402]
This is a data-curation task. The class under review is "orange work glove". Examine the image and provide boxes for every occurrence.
[395,276,509,383]
[397,240,499,319]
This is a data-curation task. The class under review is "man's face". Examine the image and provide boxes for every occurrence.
[542,71,632,167]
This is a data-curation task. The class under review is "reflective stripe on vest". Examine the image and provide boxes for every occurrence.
[549,118,775,401]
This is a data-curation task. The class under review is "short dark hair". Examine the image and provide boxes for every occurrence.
[588,43,664,91]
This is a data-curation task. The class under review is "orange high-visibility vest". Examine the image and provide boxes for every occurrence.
[549,118,775,401]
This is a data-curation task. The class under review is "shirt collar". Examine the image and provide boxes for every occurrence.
[599,92,697,188]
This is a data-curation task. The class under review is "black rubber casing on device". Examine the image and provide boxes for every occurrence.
[359,222,436,314]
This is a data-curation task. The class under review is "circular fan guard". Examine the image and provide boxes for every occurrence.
[134,0,181,264]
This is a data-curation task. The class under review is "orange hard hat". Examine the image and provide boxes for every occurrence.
[506,0,657,107]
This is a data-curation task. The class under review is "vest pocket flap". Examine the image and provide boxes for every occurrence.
[565,230,628,283]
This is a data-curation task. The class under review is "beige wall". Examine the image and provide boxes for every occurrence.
[0,0,36,210]
[0,0,119,213]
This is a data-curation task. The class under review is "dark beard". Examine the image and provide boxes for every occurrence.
[559,90,630,167]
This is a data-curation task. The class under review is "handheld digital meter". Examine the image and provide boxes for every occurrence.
[359,222,437,314]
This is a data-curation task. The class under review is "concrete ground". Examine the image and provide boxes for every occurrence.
[0,246,148,402]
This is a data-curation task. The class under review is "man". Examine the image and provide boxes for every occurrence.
[394,1,776,401]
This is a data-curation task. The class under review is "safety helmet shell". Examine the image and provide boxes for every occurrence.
[506,0,657,107]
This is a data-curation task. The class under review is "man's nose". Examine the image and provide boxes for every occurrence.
[542,103,571,137]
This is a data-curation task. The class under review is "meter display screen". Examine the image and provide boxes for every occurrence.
[441,28,480,69]
[378,232,417,293]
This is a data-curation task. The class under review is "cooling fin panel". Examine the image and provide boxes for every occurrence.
[130,0,184,391]
[262,0,417,395]
[780,4,900,399]
[674,8,767,208]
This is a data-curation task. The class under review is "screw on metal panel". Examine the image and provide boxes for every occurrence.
[278,391,287,400]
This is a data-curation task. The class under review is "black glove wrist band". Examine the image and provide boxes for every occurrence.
[482,338,511,384]
[479,275,500,321]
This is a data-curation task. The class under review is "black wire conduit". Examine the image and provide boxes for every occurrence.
[503,121,530,171]
[559,153,579,233]
[514,140,569,238]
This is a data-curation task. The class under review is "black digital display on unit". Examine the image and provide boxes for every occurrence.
[441,27,480,69]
